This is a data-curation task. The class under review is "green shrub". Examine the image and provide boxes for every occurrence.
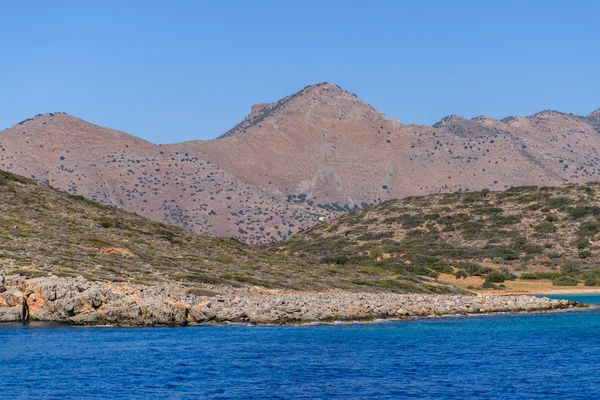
[575,237,590,249]
[454,269,468,279]
[482,282,501,289]
[459,220,485,235]
[568,206,600,219]
[524,245,544,254]
[547,197,571,209]
[484,246,519,260]
[408,253,440,267]
[583,275,597,287]
[516,192,543,204]
[561,263,580,275]
[397,214,426,229]
[461,192,484,203]
[485,271,516,283]
[457,262,492,276]
[579,249,593,259]
[397,263,439,278]
[526,203,543,211]
[322,254,349,265]
[534,221,556,233]
[519,272,562,280]
[472,206,503,215]
[578,221,600,237]
[369,246,384,260]
[488,215,522,227]
[429,263,453,274]
[519,273,541,280]
[552,276,579,286]
[357,231,394,241]
[575,238,590,249]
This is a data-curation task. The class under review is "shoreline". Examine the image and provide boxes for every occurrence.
[1,306,592,329]
[484,288,600,296]
[0,275,586,327]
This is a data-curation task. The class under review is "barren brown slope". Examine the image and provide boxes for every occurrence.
[0,113,337,244]
[191,83,600,207]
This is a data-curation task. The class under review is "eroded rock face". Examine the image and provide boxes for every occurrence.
[0,274,581,326]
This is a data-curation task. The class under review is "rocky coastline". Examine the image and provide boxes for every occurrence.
[0,275,583,326]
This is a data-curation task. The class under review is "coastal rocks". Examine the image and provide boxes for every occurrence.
[0,306,22,322]
[67,296,188,326]
[0,287,27,321]
[182,291,578,325]
[0,274,583,326]
[0,275,189,326]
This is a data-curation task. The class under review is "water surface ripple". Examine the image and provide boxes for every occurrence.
[1,294,599,399]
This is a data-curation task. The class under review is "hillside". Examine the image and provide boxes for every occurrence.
[0,113,338,244]
[273,182,600,288]
[0,169,452,293]
[1,84,600,244]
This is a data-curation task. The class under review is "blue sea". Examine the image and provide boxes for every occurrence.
[1,294,599,399]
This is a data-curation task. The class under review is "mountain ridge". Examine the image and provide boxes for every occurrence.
[7,85,599,144]
[2,83,600,243]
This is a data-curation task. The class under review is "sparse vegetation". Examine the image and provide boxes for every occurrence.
[273,183,600,288]
[0,169,452,293]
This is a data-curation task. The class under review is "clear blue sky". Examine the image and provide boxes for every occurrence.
[1,1,598,143]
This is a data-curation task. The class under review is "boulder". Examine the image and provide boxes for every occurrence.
[0,306,22,322]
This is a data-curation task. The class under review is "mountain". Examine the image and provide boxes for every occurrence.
[193,84,600,207]
[1,84,600,243]
[273,182,600,287]
[0,113,338,244]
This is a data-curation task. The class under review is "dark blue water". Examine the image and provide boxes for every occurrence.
[1,295,599,399]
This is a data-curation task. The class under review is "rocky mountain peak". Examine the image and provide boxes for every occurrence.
[530,110,571,119]
[217,82,377,139]
[433,115,468,128]
[249,103,272,118]
[470,115,498,124]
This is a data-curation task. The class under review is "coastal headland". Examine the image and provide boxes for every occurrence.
[0,275,581,326]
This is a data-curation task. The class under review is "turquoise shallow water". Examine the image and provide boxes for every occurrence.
[1,295,599,399]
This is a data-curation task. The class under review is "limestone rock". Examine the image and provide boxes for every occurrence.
[0,306,22,322]
[0,274,582,327]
